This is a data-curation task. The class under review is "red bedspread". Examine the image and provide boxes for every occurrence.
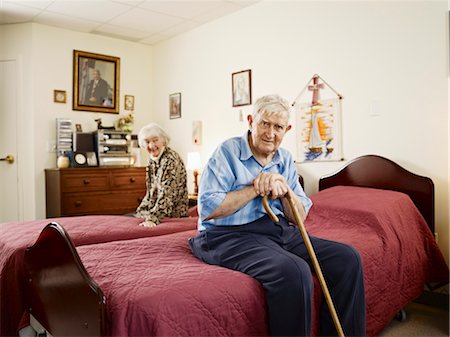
[307,186,449,336]
[67,186,448,337]
[78,230,268,336]
[0,215,197,336]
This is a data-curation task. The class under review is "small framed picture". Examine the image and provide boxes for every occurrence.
[169,93,181,119]
[75,123,83,132]
[124,95,134,111]
[54,90,67,103]
[232,69,252,107]
[86,151,98,166]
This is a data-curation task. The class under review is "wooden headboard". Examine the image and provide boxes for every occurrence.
[318,155,435,233]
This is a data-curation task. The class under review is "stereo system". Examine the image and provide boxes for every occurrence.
[95,130,133,166]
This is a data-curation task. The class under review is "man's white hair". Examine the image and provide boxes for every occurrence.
[253,94,291,120]
[138,123,170,148]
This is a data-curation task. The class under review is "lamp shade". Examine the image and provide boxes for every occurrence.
[187,152,202,171]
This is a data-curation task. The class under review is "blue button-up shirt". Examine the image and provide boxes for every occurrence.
[198,132,312,231]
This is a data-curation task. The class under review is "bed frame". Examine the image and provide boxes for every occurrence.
[24,154,435,336]
[319,154,434,233]
[25,222,107,336]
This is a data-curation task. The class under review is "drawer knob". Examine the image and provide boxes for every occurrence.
[83,179,90,184]
[75,201,82,207]
[130,177,136,183]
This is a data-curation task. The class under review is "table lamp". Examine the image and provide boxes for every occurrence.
[187,152,202,195]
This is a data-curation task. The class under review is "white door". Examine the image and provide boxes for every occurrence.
[0,59,20,222]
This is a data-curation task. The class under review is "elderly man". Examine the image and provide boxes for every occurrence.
[189,94,365,337]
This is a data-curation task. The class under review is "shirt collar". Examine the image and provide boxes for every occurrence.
[239,131,281,165]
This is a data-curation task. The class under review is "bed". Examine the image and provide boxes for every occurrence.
[0,214,198,337]
[19,155,450,336]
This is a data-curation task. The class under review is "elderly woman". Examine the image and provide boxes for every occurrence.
[135,123,188,227]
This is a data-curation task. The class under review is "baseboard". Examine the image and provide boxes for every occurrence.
[414,290,449,310]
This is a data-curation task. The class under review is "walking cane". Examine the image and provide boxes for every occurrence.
[262,194,346,337]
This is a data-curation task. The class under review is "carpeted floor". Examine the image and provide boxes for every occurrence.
[378,301,449,337]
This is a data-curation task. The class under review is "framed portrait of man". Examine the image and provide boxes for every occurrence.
[73,50,120,114]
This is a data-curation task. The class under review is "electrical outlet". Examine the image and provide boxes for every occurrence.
[47,141,56,153]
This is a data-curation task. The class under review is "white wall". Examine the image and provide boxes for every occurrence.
[152,1,449,263]
[0,2,447,264]
[1,23,153,220]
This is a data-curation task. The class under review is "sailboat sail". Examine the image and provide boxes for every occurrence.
[309,109,325,152]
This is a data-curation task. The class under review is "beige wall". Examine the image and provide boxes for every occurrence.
[151,1,449,264]
[1,23,153,220]
[0,1,448,264]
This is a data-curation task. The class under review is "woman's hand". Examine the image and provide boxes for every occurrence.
[253,172,288,199]
[139,220,157,227]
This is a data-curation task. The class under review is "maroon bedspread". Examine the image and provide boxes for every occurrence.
[68,186,448,337]
[78,229,269,336]
[0,215,197,336]
[307,186,449,336]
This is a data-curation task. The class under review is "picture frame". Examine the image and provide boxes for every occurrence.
[124,95,134,111]
[73,50,120,114]
[53,90,67,103]
[232,69,252,107]
[86,151,98,167]
[169,92,181,119]
[75,123,83,132]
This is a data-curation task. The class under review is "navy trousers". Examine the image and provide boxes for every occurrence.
[189,215,366,337]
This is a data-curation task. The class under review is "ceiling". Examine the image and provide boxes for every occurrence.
[0,0,259,45]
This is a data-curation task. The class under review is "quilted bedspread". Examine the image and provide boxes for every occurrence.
[0,215,198,336]
[307,186,449,336]
[69,186,448,337]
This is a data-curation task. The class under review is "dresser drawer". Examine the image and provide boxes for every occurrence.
[111,171,146,190]
[62,191,145,216]
[61,173,109,192]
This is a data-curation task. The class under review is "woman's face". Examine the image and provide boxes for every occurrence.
[145,136,165,157]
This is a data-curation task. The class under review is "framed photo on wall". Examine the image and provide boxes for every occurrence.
[169,93,181,119]
[53,90,67,103]
[73,50,120,114]
[124,95,134,111]
[232,69,252,107]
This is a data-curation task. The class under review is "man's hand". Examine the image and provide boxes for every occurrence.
[253,172,288,199]
[139,220,157,227]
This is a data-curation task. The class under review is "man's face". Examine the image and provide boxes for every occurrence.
[93,70,100,80]
[248,112,291,157]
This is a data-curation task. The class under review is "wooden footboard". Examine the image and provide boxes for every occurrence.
[24,222,107,336]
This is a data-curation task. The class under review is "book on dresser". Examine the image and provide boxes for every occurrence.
[45,167,146,218]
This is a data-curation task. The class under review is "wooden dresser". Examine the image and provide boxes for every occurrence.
[45,167,146,218]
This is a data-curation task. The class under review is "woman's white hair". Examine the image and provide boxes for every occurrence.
[252,94,291,120]
[138,123,170,148]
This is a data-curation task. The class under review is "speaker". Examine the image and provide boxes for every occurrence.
[75,132,95,152]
